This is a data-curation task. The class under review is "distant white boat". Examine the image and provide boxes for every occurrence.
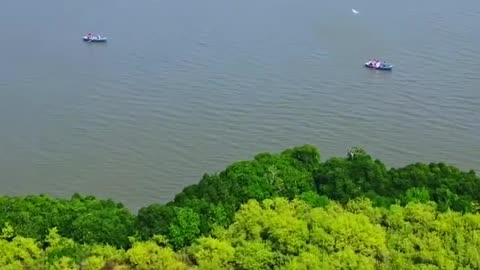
[352,9,359,14]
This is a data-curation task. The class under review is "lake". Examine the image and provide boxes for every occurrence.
[0,0,479,211]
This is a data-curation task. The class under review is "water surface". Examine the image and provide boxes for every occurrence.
[0,0,479,210]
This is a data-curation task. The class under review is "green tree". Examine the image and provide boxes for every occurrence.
[168,207,201,249]
[126,240,188,270]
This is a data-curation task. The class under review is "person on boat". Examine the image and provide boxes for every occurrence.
[87,33,92,40]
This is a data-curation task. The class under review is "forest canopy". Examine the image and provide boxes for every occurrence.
[0,145,479,269]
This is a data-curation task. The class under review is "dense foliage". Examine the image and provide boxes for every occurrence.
[138,145,480,247]
[0,145,479,268]
[0,194,135,248]
[1,198,480,269]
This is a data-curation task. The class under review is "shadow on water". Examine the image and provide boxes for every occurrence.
[364,67,394,80]
[83,42,108,47]
[83,41,109,56]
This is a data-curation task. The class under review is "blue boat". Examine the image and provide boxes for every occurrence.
[364,60,393,70]
[83,34,108,42]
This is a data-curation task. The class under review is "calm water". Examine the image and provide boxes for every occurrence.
[0,0,479,211]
